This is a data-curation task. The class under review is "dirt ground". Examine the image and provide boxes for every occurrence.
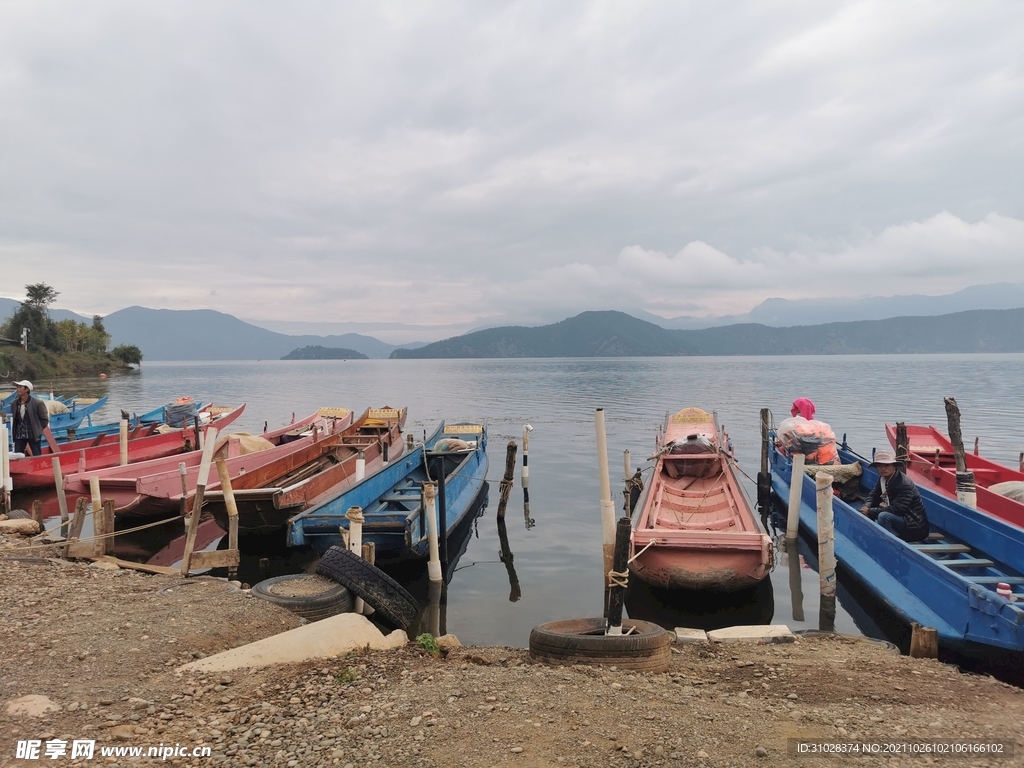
[2,537,1024,768]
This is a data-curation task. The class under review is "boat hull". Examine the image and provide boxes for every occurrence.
[630,537,772,591]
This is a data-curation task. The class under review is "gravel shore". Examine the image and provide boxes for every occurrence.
[3,539,1024,767]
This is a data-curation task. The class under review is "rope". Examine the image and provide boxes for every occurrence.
[15,512,186,553]
[607,568,629,589]
[627,539,656,564]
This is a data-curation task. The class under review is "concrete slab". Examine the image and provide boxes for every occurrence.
[178,613,408,673]
[673,628,708,644]
[707,625,795,644]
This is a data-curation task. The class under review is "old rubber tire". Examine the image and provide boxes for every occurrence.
[529,618,673,672]
[252,574,354,622]
[315,546,419,631]
[7,509,32,520]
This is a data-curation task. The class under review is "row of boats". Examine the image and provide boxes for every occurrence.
[6,398,489,566]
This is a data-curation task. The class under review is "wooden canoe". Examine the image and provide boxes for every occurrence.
[886,423,1024,530]
[10,404,246,490]
[206,407,408,535]
[629,407,773,591]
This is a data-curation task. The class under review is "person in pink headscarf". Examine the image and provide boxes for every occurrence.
[790,398,816,421]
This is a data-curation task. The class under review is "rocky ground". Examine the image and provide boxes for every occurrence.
[2,538,1024,768]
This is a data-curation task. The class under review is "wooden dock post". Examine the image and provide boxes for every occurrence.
[496,440,517,520]
[119,419,129,466]
[346,506,367,613]
[756,408,771,520]
[52,457,70,537]
[0,424,10,515]
[909,622,939,658]
[522,425,533,487]
[180,427,218,576]
[786,453,805,540]
[595,408,616,592]
[943,397,976,508]
[787,541,805,622]
[31,499,44,534]
[815,472,837,632]
[895,422,909,464]
[64,497,89,559]
[497,515,522,602]
[97,499,116,556]
[435,456,449,567]
[605,517,632,635]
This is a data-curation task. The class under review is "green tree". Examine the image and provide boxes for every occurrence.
[25,283,59,310]
[111,344,143,366]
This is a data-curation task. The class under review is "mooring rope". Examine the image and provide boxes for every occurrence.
[627,538,656,564]
[607,568,629,589]
[13,512,186,553]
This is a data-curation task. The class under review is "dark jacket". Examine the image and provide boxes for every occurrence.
[865,469,929,542]
[11,395,49,441]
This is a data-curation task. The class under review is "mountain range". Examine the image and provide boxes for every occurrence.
[391,308,1024,357]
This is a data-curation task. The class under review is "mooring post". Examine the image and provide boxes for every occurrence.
[595,408,616,593]
[522,425,532,487]
[31,499,44,535]
[1020,452,1023,473]
[427,578,443,638]
[815,472,837,631]
[605,516,632,635]
[943,397,976,508]
[346,506,366,613]
[119,418,129,466]
[786,453,805,540]
[355,450,366,481]
[496,440,517,520]
[180,427,218,576]
[178,462,188,518]
[424,482,442,584]
[909,622,939,658]
[497,515,522,602]
[756,408,771,521]
[623,449,631,481]
[895,422,909,465]
[99,499,116,556]
[0,424,11,515]
[787,540,805,622]
[215,458,240,580]
[194,415,203,451]
[52,457,69,537]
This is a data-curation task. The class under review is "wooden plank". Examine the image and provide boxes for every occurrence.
[93,556,179,576]
[912,544,971,553]
[967,576,1024,585]
[940,558,995,568]
[64,497,89,558]
[188,549,240,569]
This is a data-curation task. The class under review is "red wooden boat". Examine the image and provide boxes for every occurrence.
[9,405,246,490]
[630,408,773,591]
[206,407,408,535]
[62,410,349,517]
[885,423,1024,530]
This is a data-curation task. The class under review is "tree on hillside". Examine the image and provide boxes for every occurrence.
[25,283,59,309]
[111,344,143,366]
[0,283,59,349]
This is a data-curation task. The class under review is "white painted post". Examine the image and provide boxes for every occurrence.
[355,450,366,482]
[89,475,102,517]
[119,419,129,466]
[623,449,631,481]
[786,453,805,541]
[424,482,442,584]
[815,472,837,631]
[0,424,10,513]
[522,424,533,487]
[595,408,616,585]
[346,506,366,613]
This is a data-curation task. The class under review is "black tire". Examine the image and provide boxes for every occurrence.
[7,509,32,520]
[315,546,419,631]
[529,617,673,672]
[252,574,354,622]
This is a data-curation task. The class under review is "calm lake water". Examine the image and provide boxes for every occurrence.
[32,354,1024,648]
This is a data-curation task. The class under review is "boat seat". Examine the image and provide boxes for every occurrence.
[940,558,995,568]
[380,494,422,503]
[912,544,971,553]
[927,532,945,540]
[967,576,1024,585]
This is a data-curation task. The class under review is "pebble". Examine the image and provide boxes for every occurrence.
[511,746,523,753]
[755,745,768,757]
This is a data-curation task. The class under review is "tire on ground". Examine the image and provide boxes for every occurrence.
[529,617,673,672]
[315,546,419,630]
[7,509,32,520]
[252,574,354,622]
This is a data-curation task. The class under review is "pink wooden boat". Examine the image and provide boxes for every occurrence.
[62,410,348,516]
[629,407,773,591]
[206,407,408,535]
[885,423,1024,530]
[9,404,245,490]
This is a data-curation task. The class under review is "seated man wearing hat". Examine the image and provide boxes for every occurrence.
[10,380,50,457]
[859,449,929,542]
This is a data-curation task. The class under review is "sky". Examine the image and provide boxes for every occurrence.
[2,1,1023,342]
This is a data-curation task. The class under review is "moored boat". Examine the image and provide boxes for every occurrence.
[629,407,773,591]
[287,422,488,563]
[206,407,408,535]
[770,434,1024,654]
[10,404,246,490]
[886,423,1024,530]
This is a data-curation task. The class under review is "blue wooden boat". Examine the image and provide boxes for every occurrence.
[46,396,109,432]
[769,435,1024,654]
[287,422,489,563]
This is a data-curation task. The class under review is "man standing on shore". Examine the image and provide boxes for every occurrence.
[9,380,54,457]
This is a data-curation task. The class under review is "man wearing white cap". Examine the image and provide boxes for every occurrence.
[859,449,929,542]
[10,380,50,457]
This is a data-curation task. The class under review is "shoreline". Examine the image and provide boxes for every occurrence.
[3,539,1024,767]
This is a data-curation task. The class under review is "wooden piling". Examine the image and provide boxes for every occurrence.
[52,457,69,536]
[943,397,976,508]
[180,427,218,576]
[119,419,129,466]
[756,408,771,519]
[522,425,532,486]
[98,499,116,556]
[909,622,939,658]
[815,472,837,632]
[216,458,240,580]
[63,497,88,558]
[0,424,10,515]
[787,540,805,622]
[496,440,518,520]
[595,408,616,588]
[786,453,805,540]
[496,515,522,602]
[31,499,44,532]
[605,516,632,635]
[895,422,909,464]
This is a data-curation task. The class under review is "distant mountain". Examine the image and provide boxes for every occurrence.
[391,308,1024,357]
[281,345,368,360]
[649,283,1024,329]
[102,307,418,360]
[0,297,93,325]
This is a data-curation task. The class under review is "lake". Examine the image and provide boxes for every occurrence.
[20,354,1024,648]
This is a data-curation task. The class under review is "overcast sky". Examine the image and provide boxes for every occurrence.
[2,1,1022,341]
